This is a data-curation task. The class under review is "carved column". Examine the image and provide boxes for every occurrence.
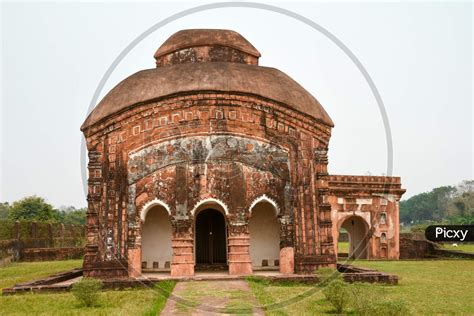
[314,148,336,268]
[279,215,294,274]
[227,222,252,275]
[171,219,194,276]
[127,216,141,278]
[83,149,102,277]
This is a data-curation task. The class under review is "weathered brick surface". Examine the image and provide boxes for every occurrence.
[328,175,405,260]
[20,247,84,261]
[81,29,404,278]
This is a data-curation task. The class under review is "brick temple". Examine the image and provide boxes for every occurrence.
[80,29,405,278]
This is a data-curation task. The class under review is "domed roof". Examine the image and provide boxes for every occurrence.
[81,30,334,130]
[154,29,261,59]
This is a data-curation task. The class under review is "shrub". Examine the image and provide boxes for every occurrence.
[322,278,349,313]
[375,299,409,316]
[315,267,342,285]
[349,283,409,316]
[71,278,103,307]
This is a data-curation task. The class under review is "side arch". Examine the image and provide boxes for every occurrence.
[248,198,280,268]
[140,198,172,222]
[141,202,173,271]
[248,194,280,216]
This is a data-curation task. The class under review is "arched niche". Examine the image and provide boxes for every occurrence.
[141,203,172,271]
[248,199,280,268]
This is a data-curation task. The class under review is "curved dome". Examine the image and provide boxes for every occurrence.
[154,29,261,59]
[81,62,334,130]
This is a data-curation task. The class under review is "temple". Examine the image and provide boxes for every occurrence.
[80,29,405,278]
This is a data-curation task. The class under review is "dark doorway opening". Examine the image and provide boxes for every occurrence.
[195,209,227,268]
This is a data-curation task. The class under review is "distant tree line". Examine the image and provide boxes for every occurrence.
[0,196,86,225]
[400,180,474,225]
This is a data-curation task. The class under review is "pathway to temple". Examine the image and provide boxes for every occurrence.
[161,280,264,315]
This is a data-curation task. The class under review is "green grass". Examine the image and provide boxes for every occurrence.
[338,241,349,253]
[141,280,176,316]
[247,277,334,315]
[3,259,474,315]
[248,260,474,315]
[0,260,175,315]
[0,260,83,289]
[173,280,258,314]
[353,260,474,315]
[440,243,474,253]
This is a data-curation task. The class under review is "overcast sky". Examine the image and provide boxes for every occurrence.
[1,1,472,208]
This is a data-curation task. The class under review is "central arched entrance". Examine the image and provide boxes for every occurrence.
[195,209,227,267]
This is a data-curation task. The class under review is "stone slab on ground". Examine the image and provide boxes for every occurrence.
[161,280,264,315]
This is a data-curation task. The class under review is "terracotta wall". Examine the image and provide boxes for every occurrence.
[82,92,335,277]
[328,175,405,260]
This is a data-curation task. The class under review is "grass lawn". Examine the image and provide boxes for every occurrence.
[440,243,474,253]
[0,260,175,315]
[338,241,349,253]
[0,260,83,289]
[248,260,474,315]
[170,280,259,314]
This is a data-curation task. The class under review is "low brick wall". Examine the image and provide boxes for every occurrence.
[400,233,474,259]
[337,263,398,284]
[20,247,84,261]
[399,235,439,259]
[0,239,20,267]
[433,249,474,259]
[338,232,348,242]
[0,220,86,263]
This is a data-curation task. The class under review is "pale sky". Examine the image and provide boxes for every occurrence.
[1,1,472,208]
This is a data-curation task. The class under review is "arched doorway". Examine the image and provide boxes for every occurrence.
[141,205,172,271]
[195,209,227,267]
[339,216,369,259]
[249,201,280,269]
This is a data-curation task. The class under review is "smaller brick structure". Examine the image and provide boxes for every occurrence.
[328,176,405,260]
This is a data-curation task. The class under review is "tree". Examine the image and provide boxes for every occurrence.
[8,196,57,222]
[0,202,10,219]
[62,208,87,225]
[400,181,473,225]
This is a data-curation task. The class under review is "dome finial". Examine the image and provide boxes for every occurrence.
[154,29,261,67]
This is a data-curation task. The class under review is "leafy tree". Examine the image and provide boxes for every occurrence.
[400,181,473,225]
[0,202,10,219]
[62,208,87,225]
[8,196,57,222]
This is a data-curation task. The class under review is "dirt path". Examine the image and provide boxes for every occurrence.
[161,280,264,315]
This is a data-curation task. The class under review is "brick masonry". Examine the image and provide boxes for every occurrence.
[81,29,405,278]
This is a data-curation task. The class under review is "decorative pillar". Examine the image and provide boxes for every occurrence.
[227,222,252,275]
[394,198,400,259]
[279,215,294,274]
[127,247,141,278]
[171,220,194,276]
[83,150,102,277]
[314,148,337,268]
